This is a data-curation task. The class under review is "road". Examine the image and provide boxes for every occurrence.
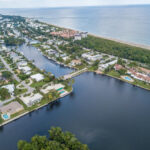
[0,55,20,82]
[0,55,35,106]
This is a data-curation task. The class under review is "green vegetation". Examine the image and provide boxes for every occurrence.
[0,116,3,124]
[18,127,89,150]
[14,88,27,96]
[2,71,12,79]
[107,70,120,78]
[0,88,11,100]
[76,35,150,64]
[4,36,25,46]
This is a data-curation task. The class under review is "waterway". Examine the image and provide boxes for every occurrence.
[17,44,73,77]
[0,45,150,150]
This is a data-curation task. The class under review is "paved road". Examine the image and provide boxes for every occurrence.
[0,55,20,82]
[21,80,34,94]
[0,55,35,106]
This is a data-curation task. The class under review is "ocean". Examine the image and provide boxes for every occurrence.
[0,5,150,46]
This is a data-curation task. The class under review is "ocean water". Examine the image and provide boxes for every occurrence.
[0,5,150,46]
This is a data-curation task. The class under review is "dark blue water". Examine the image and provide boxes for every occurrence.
[1,5,150,46]
[0,72,150,150]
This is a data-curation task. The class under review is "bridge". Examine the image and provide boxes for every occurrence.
[60,68,88,80]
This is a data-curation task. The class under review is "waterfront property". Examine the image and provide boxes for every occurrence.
[20,93,43,107]
[41,84,65,94]
[0,101,24,120]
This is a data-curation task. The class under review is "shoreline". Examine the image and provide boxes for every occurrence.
[0,89,72,127]
[43,22,150,51]
[95,71,150,91]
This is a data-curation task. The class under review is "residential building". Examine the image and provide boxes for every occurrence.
[21,93,43,107]
[31,73,44,82]
[2,84,15,95]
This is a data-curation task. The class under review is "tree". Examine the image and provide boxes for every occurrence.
[2,71,12,79]
[18,127,89,150]
[117,58,125,66]
[0,88,11,100]
[118,69,127,75]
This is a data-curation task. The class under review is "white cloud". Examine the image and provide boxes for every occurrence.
[0,0,150,8]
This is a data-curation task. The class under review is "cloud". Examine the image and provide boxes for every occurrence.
[0,0,150,8]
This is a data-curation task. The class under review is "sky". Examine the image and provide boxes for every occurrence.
[0,0,150,8]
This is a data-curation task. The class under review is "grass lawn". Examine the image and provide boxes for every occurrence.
[14,88,27,96]
[31,81,47,88]
[133,80,150,90]
[107,70,120,78]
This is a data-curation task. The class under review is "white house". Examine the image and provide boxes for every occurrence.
[81,32,88,38]
[62,56,70,61]
[82,53,102,61]
[74,34,82,40]
[21,93,43,107]
[2,84,15,96]
[18,66,31,74]
[17,61,28,67]
[99,60,117,71]
[41,84,65,94]
[31,73,44,82]
[70,59,82,66]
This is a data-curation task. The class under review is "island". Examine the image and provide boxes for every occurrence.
[0,14,150,126]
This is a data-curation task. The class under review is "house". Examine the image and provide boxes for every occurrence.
[41,84,65,94]
[18,66,31,74]
[0,101,24,116]
[31,73,44,82]
[70,59,82,66]
[10,52,22,63]
[127,69,150,83]
[74,34,82,40]
[99,60,117,71]
[46,49,56,55]
[21,93,43,107]
[82,53,102,61]
[81,32,88,38]
[62,56,69,61]
[42,45,50,49]
[139,67,150,76]
[2,84,15,95]
[17,61,28,67]
[114,64,124,71]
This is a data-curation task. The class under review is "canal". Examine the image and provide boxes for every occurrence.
[0,45,150,150]
[17,44,73,77]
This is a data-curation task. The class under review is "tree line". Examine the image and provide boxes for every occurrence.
[75,35,150,64]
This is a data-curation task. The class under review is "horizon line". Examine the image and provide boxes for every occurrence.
[0,4,150,9]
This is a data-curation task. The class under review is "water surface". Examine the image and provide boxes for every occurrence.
[1,5,150,46]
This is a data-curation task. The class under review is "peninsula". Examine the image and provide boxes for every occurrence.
[0,14,150,126]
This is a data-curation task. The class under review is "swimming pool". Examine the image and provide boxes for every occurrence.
[2,114,10,120]
[122,76,133,82]
[57,88,63,91]
[59,91,65,94]
[125,76,132,81]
